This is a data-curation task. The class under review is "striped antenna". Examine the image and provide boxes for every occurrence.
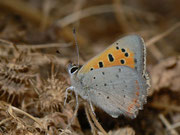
[72,28,80,66]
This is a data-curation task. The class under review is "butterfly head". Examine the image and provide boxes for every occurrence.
[68,63,80,75]
[68,63,82,88]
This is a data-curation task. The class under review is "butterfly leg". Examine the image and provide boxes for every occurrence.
[64,86,74,106]
[89,101,96,116]
[66,91,79,129]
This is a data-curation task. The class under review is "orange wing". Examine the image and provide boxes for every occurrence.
[79,47,135,73]
[78,35,145,74]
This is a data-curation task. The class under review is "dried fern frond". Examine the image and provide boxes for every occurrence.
[0,47,35,104]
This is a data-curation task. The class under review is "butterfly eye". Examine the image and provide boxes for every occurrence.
[70,66,78,74]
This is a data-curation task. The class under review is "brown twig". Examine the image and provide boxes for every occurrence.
[113,0,130,33]
[85,103,98,135]
[1,102,45,130]
[145,22,180,61]
[150,102,180,112]
[73,0,85,28]
[159,114,178,135]
[87,103,109,135]
[56,4,157,28]
[170,122,180,131]
[0,39,19,52]
[0,0,53,27]
[41,0,55,30]
[0,117,12,126]
[0,38,72,49]
[56,5,114,27]
[146,22,180,47]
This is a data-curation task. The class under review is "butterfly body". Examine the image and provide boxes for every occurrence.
[67,35,150,118]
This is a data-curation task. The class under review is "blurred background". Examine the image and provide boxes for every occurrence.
[0,0,179,135]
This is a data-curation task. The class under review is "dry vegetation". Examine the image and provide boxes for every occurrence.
[0,0,179,135]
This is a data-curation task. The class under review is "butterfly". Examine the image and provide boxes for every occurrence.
[65,35,150,119]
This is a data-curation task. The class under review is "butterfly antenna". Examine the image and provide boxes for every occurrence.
[72,28,80,66]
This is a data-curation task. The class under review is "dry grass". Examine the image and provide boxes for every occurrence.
[0,0,179,135]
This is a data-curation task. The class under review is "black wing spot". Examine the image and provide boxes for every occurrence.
[134,58,137,63]
[121,48,126,52]
[93,77,96,79]
[107,96,109,99]
[108,54,114,62]
[116,42,119,45]
[98,93,101,95]
[99,61,103,68]
[102,72,105,75]
[96,84,98,86]
[123,90,125,98]
[90,68,94,71]
[125,53,129,57]
[116,46,119,50]
[119,68,121,72]
[120,59,125,64]
[104,83,107,86]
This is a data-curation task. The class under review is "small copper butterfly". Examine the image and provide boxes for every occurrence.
[65,35,150,119]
